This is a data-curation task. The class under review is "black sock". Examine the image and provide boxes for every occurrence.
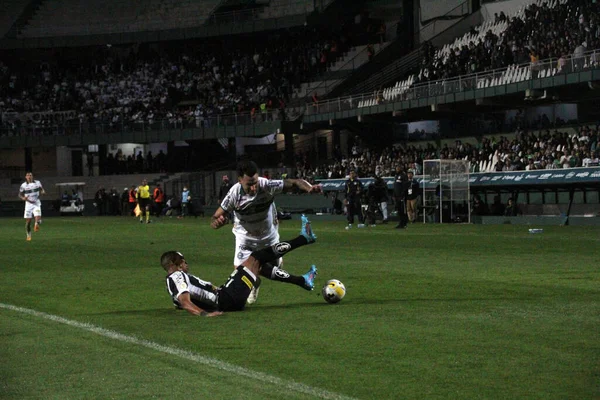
[250,235,309,264]
[260,263,305,287]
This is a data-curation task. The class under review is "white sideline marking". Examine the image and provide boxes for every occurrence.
[1,303,357,400]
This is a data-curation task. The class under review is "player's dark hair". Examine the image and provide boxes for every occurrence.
[160,251,183,271]
[237,160,258,179]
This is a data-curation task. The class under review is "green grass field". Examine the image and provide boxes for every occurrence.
[1,216,598,399]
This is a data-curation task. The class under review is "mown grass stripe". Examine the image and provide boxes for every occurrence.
[1,302,358,400]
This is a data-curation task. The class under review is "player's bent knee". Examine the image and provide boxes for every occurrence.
[241,256,261,276]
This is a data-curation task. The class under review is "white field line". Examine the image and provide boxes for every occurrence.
[0,303,358,400]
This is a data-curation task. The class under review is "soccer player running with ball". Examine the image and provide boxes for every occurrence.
[19,172,46,241]
[163,215,318,316]
[210,160,322,304]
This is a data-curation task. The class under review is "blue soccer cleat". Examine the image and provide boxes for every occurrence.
[302,265,318,291]
[300,214,317,243]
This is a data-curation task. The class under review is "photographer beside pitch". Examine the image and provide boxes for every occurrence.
[210,160,322,304]
[162,217,318,316]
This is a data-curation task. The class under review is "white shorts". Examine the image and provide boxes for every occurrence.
[24,202,42,219]
[233,229,281,267]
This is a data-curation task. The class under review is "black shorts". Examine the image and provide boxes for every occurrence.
[217,266,257,312]
[138,198,150,209]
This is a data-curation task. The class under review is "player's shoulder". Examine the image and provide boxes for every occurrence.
[167,270,187,280]
[228,182,243,195]
[260,176,283,188]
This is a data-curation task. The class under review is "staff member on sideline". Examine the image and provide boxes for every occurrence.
[344,170,365,229]
[406,170,420,223]
[153,183,165,217]
[128,185,137,216]
[393,166,409,229]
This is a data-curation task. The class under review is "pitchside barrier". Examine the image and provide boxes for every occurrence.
[316,166,600,225]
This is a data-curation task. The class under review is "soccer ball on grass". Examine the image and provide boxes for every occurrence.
[321,279,346,304]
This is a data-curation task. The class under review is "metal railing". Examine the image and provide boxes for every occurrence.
[0,109,282,138]
[305,49,600,115]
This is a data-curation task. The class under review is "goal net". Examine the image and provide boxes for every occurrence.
[422,159,470,223]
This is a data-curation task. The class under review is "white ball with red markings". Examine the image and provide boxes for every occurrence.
[321,279,346,304]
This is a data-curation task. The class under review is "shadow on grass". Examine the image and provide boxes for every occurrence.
[85,308,181,317]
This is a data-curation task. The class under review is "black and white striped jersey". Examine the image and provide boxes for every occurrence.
[165,271,218,309]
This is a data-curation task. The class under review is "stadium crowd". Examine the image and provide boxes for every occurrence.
[0,15,386,134]
[289,123,600,183]
[417,0,600,82]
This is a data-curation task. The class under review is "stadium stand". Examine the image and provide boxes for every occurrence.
[0,0,29,37]
[291,123,599,182]
[20,0,224,37]
[1,21,376,134]
[259,0,314,19]
[313,0,599,111]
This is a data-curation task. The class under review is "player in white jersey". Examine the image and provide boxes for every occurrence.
[210,160,322,304]
[18,172,46,241]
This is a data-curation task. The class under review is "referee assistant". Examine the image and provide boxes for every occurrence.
[137,179,151,224]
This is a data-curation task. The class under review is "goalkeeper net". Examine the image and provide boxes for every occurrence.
[422,159,471,223]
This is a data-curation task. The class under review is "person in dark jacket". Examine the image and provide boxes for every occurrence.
[344,170,365,229]
[406,171,420,223]
[393,166,409,229]
[372,175,389,223]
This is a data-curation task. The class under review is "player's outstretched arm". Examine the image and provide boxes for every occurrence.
[210,207,229,229]
[283,179,322,194]
[178,292,223,317]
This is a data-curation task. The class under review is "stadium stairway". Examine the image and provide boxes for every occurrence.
[326,5,482,99]
[289,42,391,106]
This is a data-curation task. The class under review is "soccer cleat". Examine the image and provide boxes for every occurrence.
[357,224,366,228]
[345,224,352,230]
[300,214,317,243]
[34,224,39,232]
[246,287,260,304]
[302,265,318,291]
[26,236,32,241]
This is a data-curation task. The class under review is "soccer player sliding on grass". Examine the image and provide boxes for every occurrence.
[161,215,318,317]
